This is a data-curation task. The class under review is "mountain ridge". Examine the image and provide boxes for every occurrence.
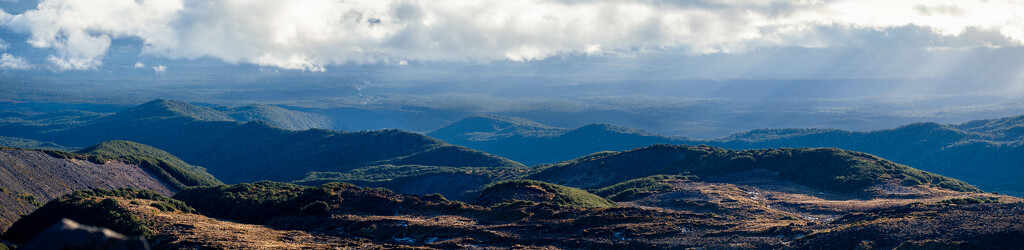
[430,113,1024,195]
[527,144,978,194]
[0,100,526,184]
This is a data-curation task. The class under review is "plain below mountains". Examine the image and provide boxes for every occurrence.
[429,114,1024,195]
[0,100,526,186]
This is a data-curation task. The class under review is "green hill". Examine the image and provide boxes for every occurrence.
[76,140,222,189]
[473,180,616,208]
[527,144,979,193]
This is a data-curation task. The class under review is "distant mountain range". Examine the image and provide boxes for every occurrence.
[429,113,1024,195]
[0,100,524,185]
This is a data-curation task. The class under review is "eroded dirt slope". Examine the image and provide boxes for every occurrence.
[0,149,175,231]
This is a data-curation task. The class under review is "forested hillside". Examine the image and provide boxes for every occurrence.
[0,100,526,184]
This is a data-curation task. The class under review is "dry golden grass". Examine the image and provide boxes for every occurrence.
[619,169,1022,227]
[118,198,397,249]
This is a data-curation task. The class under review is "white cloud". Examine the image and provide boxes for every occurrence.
[0,53,31,69]
[133,62,144,68]
[2,0,1023,71]
[152,64,165,74]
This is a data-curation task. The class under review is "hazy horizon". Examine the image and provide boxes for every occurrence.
[3,0,1024,137]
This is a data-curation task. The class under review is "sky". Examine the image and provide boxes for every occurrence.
[2,0,1024,136]
[0,0,1020,80]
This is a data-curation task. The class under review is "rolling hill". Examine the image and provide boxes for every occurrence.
[430,114,1024,195]
[527,144,977,193]
[0,100,526,184]
[472,179,617,208]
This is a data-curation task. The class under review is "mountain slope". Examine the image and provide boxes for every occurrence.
[76,140,222,188]
[0,148,179,231]
[0,100,526,184]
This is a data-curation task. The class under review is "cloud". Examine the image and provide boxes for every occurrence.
[133,62,144,68]
[1,0,1023,71]
[0,53,31,69]
[152,64,165,74]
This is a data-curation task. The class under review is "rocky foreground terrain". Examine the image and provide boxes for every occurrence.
[4,179,1022,249]
[2,139,1023,249]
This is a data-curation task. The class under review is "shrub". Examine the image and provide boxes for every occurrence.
[939,197,1000,205]
[592,175,696,201]
[151,202,178,212]
[3,189,174,243]
[18,193,41,206]
[301,201,330,215]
